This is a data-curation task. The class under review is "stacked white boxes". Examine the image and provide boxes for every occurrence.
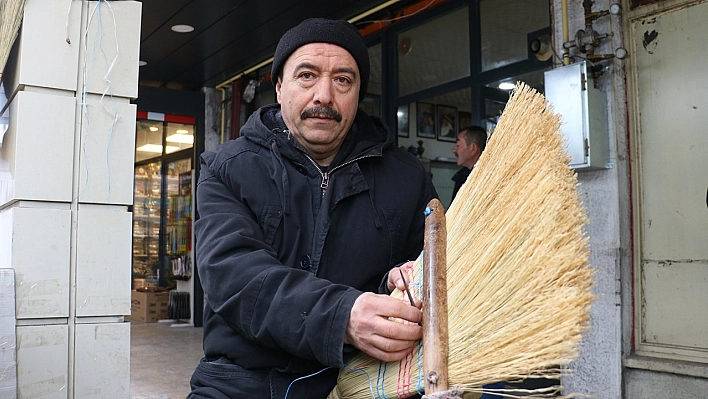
[0,1,142,398]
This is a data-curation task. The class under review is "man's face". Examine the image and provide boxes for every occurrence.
[453,131,477,167]
[276,42,360,164]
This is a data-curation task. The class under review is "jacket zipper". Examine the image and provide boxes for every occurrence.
[321,171,329,191]
[304,154,379,198]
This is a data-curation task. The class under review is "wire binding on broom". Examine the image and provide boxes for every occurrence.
[329,83,595,399]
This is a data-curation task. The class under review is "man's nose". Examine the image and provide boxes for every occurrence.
[313,79,334,106]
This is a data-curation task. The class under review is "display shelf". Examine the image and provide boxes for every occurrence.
[132,162,162,287]
[132,153,195,325]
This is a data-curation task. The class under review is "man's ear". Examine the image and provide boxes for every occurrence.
[275,78,282,104]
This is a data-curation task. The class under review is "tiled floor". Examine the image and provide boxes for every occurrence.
[130,321,203,399]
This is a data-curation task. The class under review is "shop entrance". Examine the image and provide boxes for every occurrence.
[132,112,196,326]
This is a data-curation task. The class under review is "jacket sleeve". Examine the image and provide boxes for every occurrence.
[195,153,362,368]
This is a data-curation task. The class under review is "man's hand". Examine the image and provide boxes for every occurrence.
[386,261,416,294]
[344,292,422,362]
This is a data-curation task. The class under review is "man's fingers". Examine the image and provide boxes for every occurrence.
[386,261,415,292]
[355,323,419,362]
[358,339,417,362]
[354,292,422,322]
[379,317,422,341]
[372,294,423,326]
[365,333,418,354]
[346,292,423,362]
[386,267,403,292]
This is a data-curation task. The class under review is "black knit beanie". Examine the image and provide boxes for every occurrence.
[271,18,370,102]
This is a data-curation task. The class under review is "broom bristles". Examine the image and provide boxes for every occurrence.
[329,83,594,399]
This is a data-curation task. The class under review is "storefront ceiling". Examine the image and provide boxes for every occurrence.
[137,0,404,91]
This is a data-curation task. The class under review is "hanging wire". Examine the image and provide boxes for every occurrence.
[75,0,122,202]
[97,0,121,202]
[65,0,73,44]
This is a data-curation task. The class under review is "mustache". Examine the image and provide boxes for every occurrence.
[300,106,342,122]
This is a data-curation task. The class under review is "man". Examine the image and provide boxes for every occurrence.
[189,18,437,399]
[450,125,487,202]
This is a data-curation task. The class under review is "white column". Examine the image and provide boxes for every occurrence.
[0,1,142,398]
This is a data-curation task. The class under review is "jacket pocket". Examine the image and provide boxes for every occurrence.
[191,358,270,398]
[196,358,268,380]
[261,205,283,246]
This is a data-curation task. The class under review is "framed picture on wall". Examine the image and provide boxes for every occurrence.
[436,104,457,142]
[359,94,381,117]
[458,111,472,131]
[397,104,410,137]
[416,102,436,138]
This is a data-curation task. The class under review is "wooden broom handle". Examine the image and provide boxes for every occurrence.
[422,198,448,394]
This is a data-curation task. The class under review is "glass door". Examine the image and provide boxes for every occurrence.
[132,116,195,290]
[133,161,162,287]
[164,158,193,284]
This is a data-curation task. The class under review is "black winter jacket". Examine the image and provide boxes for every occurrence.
[193,104,437,397]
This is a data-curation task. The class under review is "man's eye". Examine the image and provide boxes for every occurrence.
[300,72,314,79]
[335,76,351,84]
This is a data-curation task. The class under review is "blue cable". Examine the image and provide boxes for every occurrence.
[283,367,332,399]
[342,365,377,399]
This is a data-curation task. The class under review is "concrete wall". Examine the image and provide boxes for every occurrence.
[203,87,222,152]
[549,0,626,398]
[626,368,708,399]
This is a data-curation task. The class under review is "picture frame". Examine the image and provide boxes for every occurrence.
[436,104,458,142]
[397,104,410,138]
[359,94,381,117]
[416,102,436,138]
[458,111,472,131]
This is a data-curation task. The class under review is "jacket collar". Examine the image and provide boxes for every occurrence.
[240,104,392,169]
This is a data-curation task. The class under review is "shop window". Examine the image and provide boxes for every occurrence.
[133,161,161,283]
[165,123,195,154]
[397,6,470,97]
[480,0,550,72]
[135,121,194,162]
[360,43,383,117]
[483,68,549,134]
[135,121,163,162]
[368,43,382,96]
[396,87,471,208]
[253,83,275,110]
[133,116,195,292]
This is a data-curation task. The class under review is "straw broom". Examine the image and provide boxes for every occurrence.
[0,0,27,76]
[329,83,594,399]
